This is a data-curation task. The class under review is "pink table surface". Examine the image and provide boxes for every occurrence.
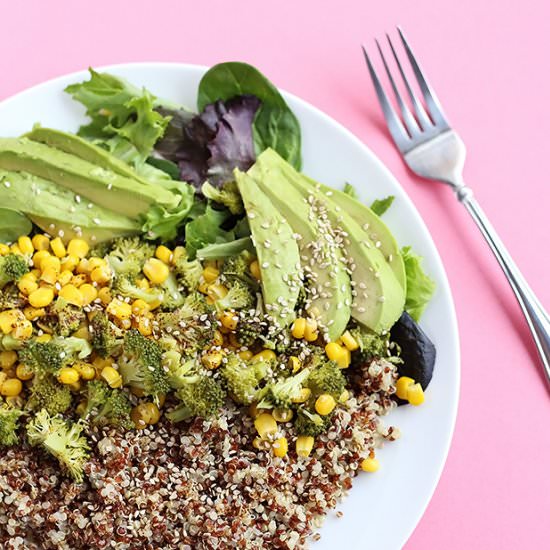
[2,0,550,548]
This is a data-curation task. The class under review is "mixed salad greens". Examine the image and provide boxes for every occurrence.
[0,62,436,481]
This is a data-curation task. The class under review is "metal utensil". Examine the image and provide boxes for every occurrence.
[363,27,550,386]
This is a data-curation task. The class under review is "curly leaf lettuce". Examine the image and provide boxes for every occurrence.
[370,195,395,216]
[401,246,436,321]
[184,205,235,259]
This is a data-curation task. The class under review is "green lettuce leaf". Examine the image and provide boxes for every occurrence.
[401,246,436,321]
[343,182,359,199]
[370,195,395,216]
[184,205,235,259]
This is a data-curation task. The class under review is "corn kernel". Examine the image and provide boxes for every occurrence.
[75,400,87,416]
[238,349,254,361]
[252,436,271,450]
[207,283,228,301]
[396,376,415,400]
[107,298,132,320]
[79,285,97,307]
[254,412,277,439]
[135,316,151,336]
[155,245,173,264]
[143,258,170,285]
[98,287,112,305]
[50,237,66,258]
[253,349,277,363]
[74,362,96,381]
[0,351,18,368]
[43,253,62,271]
[140,402,161,425]
[291,318,306,339]
[28,287,54,308]
[17,236,34,255]
[272,436,288,458]
[249,402,266,418]
[0,378,23,397]
[0,310,23,334]
[296,435,314,457]
[90,265,111,285]
[212,330,224,347]
[36,333,52,343]
[101,366,123,388]
[93,356,113,370]
[40,267,57,285]
[0,243,10,255]
[304,319,318,342]
[148,299,162,311]
[341,347,351,368]
[58,284,84,306]
[288,356,302,373]
[249,260,261,281]
[341,330,359,351]
[57,270,73,287]
[18,275,38,295]
[198,281,210,294]
[61,254,79,272]
[131,299,149,316]
[315,394,336,416]
[407,383,425,406]
[10,244,23,255]
[32,234,50,251]
[219,310,238,331]
[171,246,186,264]
[202,266,219,284]
[87,257,105,271]
[325,342,350,369]
[72,324,90,340]
[361,457,380,473]
[136,277,150,290]
[16,363,34,381]
[272,408,293,422]
[12,319,33,339]
[70,274,88,288]
[291,387,312,403]
[339,389,350,403]
[58,367,80,385]
[67,238,89,259]
[76,258,91,274]
[201,350,224,370]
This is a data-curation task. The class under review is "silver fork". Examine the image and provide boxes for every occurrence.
[363,27,550,387]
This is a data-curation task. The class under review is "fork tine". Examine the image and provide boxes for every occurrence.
[375,39,420,136]
[385,33,432,130]
[396,26,450,128]
[362,45,410,151]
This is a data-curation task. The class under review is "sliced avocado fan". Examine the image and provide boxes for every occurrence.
[234,169,302,327]
[245,153,352,342]
[0,170,140,243]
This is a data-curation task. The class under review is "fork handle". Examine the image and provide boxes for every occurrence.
[455,186,550,385]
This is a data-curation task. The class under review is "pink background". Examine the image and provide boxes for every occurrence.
[2,0,550,548]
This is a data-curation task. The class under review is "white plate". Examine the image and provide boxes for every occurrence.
[0,63,460,550]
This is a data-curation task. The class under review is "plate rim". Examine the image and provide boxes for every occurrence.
[0,61,461,549]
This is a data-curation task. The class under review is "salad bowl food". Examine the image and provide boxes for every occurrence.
[0,63,459,550]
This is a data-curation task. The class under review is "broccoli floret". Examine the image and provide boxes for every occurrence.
[235,312,291,352]
[80,380,133,429]
[257,368,310,409]
[171,252,203,292]
[112,274,165,305]
[162,347,197,390]
[0,254,29,288]
[294,408,333,437]
[156,294,216,357]
[26,409,90,482]
[220,252,255,286]
[0,334,24,351]
[220,353,269,405]
[202,181,244,215]
[349,326,389,364]
[19,341,66,375]
[26,375,72,415]
[119,330,170,400]
[90,312,123,358]
[306,360,347,399]
[166,376,226,422]
[107,237,155,278]
[160,272,185,310]
[51,298,85,337]
[0,404,24,446]
[215,279,255,312]
[0,283,26,310]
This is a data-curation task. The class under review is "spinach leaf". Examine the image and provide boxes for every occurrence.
[197,62,301,169]
[0,208,32,243]
[370,195,395,216]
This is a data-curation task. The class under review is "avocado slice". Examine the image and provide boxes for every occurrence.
[300,179,406,290]
[234,169,302,327]
[252,149,404,333]
[245,154,352,342]
[0,170,140,242]
[0,138,179,218]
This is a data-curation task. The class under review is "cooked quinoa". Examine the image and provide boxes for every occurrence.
[0,359,399,550]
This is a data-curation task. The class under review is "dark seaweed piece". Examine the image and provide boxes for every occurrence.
[390,311,436,393]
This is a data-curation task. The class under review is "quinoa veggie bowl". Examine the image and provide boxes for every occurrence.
[0,63,460,549]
